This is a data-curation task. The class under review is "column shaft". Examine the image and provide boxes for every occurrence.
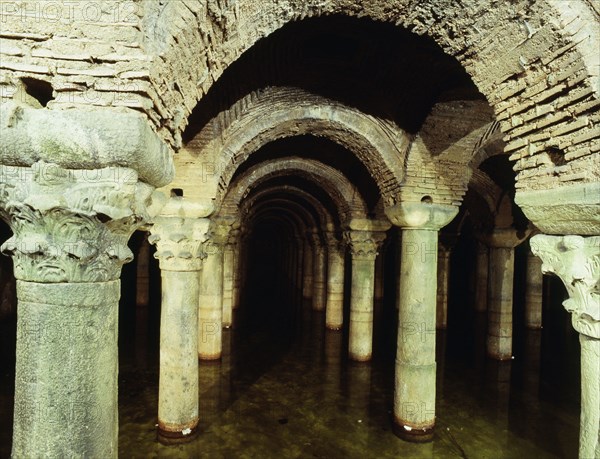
[222,245,235,328]
[12,281,119,458]
[312,244,327,311]
[326,246,345,330]
[349,256,377,360]
[158,270,199,439]
[199,249,223,360]
[580,334,600,459]
[394,229,437,441]
[525,252,543,329]
[487,246,515,360]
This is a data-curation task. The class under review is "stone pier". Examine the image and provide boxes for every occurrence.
[325,233,345,330]
[149,216,209,442]
[386,202,458,442]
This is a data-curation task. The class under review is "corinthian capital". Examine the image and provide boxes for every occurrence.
[0,162,152,283]
[531,235,600,339]
[344,230,386,259]
[148,217,210,271]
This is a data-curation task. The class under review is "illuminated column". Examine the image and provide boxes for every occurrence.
[311,232,327,312]
[325,232,345,330]
[198,222,230,360]
[385,202,458,442]
[345,225,388,361]
[483,229,527,360]
[532,235,599,459]
[222,227,240,328]
[149,217,208,442]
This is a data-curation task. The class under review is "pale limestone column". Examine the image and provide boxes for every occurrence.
[149,217,208,442]
[198,223,229,360]
[531,235,600,459]
[311,233,328,312]
[385,202,458,442]
[222,228,239,328]
[525,248,544,329]
[0,163,152,458]
[136,233,151,307]
[436,242,452,329]
[345,229,387,361]
[483,229,527,360]
[474,241,489,312]
[325,233,345,330]
[302,234,314,299]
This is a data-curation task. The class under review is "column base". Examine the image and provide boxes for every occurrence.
[392,420,434,443]
[157,420,199,445]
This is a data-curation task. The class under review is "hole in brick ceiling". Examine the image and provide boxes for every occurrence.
[171,188,184,197]
[546,146,566,166]
[21,77,54,107]
[421,195,433,204]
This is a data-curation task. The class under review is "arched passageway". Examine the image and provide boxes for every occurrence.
[0,4,597,458]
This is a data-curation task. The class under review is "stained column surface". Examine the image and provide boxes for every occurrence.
[326,239,345,330]
[199,245,224,360]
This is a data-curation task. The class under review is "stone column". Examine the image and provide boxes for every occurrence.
[325,233,345,330]
[474,241,489,312]
[345,229,386,361]
[525,247,544,329]
[222,228,239,328]
[136,233,151,307]
[482,228,527,360]
[531,235,599,459]
[198,223,229,360]
[436,237,454,330]
[311,233,327,312]
[149,217,208,442]
[302,234,314,300]
[385,202,458,442]
[0,163,152,458]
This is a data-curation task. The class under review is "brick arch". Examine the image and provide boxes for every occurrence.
[238,185,337,235]
[217,157,369,225]
[187,87,408,206]
[153,0,598,195]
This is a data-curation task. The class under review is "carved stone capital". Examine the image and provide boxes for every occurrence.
[531,235,600,339]
[205,218,238,255]
[344,230,386,259]
[148,217,210,271]
[325,231,345,252]
[0,162,152,282]
[385,202,458,230]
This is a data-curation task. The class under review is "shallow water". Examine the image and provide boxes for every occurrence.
[0,284,580,459]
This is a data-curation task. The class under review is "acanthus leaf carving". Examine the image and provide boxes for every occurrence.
[531,234,600,339]
[0,162,152,283]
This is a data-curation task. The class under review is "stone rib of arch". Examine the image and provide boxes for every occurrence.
[218,157,368,225]
[189,86,408,206]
